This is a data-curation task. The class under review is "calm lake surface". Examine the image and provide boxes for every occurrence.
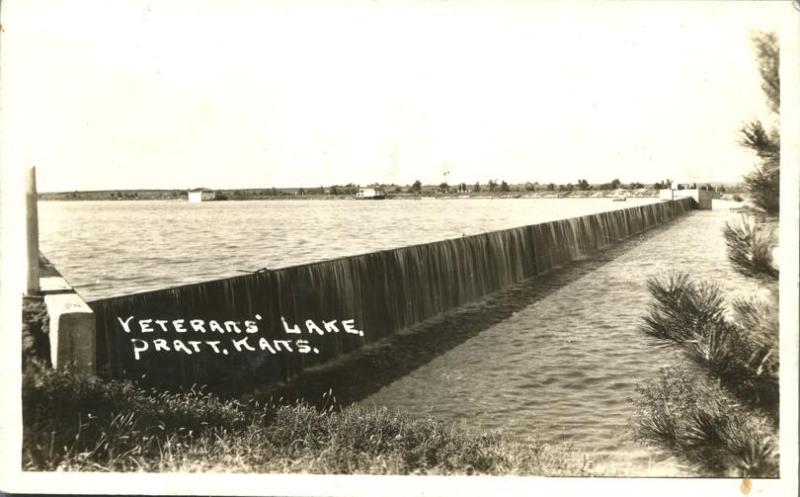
[38,197,658,301]
[38,197,757,475]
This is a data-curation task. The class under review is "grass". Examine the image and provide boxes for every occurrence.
[22,366,589,475]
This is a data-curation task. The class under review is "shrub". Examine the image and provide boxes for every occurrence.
[632,368,778,477]
[641,273,727,344]
[634,273,779,477]
[730,296,779,393]
[739,121,780,216]
[722,217,778,280]
[640,274,778,412]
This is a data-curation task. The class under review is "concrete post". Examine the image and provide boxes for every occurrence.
[40,267,97,375]
[26,166,40,295]
[44,292,96,375]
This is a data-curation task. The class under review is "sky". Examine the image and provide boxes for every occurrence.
[0,0,787,192]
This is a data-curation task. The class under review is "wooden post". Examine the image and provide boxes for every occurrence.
[26,166,40,296]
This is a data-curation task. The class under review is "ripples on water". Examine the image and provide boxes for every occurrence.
[38,198,657,300]
[361,205,765,476]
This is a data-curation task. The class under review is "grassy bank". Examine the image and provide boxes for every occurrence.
[22,366,587,475]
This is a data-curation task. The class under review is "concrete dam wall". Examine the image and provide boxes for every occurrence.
[88,198,695,391]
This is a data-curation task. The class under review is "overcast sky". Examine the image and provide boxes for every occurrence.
[0,0,786,191]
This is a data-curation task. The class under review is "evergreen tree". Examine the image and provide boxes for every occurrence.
[740,32,779,215]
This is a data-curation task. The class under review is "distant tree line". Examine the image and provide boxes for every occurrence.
[39,190,185,201]
[40,178,737,201]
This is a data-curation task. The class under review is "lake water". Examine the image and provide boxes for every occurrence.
[38,197,658,301]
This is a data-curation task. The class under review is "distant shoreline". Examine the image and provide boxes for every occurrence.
[39,185,742,203]
[38,189,676,202]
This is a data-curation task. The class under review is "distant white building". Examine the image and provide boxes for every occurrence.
[188,188,216,202]
[356,188,386,199]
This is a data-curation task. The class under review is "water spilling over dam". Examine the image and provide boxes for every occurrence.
[39,197,663,300]
[361,204,765,476]
[88,198,694,391]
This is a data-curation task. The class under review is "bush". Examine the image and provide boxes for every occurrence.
[722,217,778,280]
[632,368,778,477]
[740,122,779,216]
[640,274,778,412]
[641,273,727,343]
[23,367,587,475]
[634,273,779,477]
[730,296,779,394]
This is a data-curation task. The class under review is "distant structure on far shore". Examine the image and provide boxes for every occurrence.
[356,187,386,199]
[659,186,713,209]
[188,188,216,203]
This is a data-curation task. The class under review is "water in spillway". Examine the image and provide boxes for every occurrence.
[360,205,765,476]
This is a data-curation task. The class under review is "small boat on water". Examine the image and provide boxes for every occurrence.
[612,194,627,202]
